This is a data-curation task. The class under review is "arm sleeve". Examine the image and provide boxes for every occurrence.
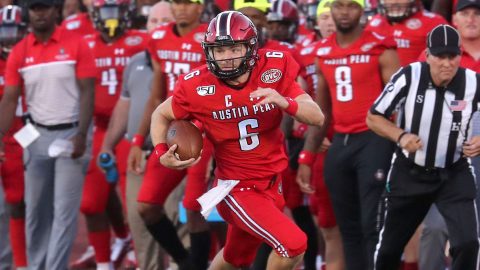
[5,44,23,86]
[76,38,96,78]
[171,78,191,120]
[279,51,305,99]
[370,66,409,118]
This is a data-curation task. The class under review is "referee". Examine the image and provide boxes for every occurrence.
[367,24,480,270]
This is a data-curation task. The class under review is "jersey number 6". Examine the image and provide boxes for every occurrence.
[238,119,259,151]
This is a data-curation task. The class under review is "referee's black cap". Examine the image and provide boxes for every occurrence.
[427,24,461,57]
[456,0,480,12]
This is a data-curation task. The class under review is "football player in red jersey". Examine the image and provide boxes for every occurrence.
[71,0,148,269]
[296,0,400,269]
[60,0,96,36]
[151,11,324,270]
[128,0,214,269]
[365,0,446,66]
[265,1,321,269]
[0,6,27,269]
[296,2,346,269]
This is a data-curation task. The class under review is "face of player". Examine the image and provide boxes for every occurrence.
[381,0,412,19]
[267,21,293,42]
[453,7,480,41]
[331,0,363,34]
[317,11,335,38]
[147,2,174,32]
[210,44,247,71]
[63,0,80,18]
[237,7,268,32]
[426,53,461,87]
[171,0,203,28]
[29,5,58,33]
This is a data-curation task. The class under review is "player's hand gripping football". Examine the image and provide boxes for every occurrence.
[250,87,290,109]
[159,144,199,170]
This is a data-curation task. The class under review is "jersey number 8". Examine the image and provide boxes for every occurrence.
[335,66,353,102]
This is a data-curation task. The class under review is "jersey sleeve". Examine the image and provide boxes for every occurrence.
[5,42,24,86]
[278,51,305,99]
[76,37,96,78]
[171,78,192,120]
[370,65,410,118]
[381,34,397,50]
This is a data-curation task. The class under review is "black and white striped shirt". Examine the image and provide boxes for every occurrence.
[371,62,480,168]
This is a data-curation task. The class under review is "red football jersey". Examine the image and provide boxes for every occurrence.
[171,49,305,180]
[298,41,322,97]
[365,11,447,66]
[147,23,207,98]
[0,58,23,143]
[316,30,395,134]
[60,12,96,37]
[296,24,317,47]
[85,30,148,126]
[263,39,304,77]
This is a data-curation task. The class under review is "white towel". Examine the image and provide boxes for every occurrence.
[197,179,239,219]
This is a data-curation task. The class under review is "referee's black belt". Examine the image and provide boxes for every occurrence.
[396,152,467,175]
[30,120,79,131]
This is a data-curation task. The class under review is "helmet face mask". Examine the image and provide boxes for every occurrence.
[378,0,417,22]
[202,11,259,80]
[92,0,132,37]
[0,5,26,59]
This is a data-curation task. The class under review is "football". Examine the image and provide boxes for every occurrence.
[166,120,203,161]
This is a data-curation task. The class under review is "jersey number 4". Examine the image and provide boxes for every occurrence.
[335,66,353,102]
[101,68,118,95]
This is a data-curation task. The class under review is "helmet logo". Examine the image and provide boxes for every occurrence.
[216,35,230,41]
[261,69,282,83]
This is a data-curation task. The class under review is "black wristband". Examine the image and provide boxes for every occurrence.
[396,131,408,146]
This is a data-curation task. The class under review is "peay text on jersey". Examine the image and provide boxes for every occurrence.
[323,54,371,65]
[156,50,203,62]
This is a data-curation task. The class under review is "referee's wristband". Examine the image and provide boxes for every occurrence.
[298,150,315,167]
[396,131,408,147]
[154,143,169,159]
[132,134,145,148]
[284,97,299,116]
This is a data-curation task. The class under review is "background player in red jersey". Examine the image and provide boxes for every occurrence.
[72,0,148,269]
[297,0,401,269]
[366,0,446,66]
[295,2,346,269]
[128,0,214,269]
[0,5,27,269]
[151,11,324,270]
[60,0,96,36]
